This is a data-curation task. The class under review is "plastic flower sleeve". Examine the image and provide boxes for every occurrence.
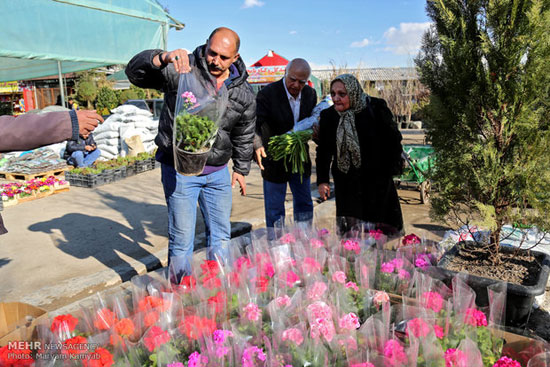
[455,337,483,367]
[451,274,477,323]
[173,69,228,176]
[487,281,507,331]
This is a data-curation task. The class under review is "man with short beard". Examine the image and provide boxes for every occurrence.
[126,27,256,283]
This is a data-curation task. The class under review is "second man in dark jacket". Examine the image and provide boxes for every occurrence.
[254,59,317,238]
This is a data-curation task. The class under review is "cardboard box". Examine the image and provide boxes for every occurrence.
[0,302,47,347]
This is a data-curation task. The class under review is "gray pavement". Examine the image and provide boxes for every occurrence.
[0,131,449,311]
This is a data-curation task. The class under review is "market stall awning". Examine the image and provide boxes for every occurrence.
[250,50,288,67]
[0,0,184,82]
[247,50,289,84]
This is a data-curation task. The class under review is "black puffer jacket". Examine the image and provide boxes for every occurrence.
[125,46,256,175]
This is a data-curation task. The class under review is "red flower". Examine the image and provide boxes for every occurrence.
[202,276,222,289]
[83,347,114,367]
[144,311,159,327]
[255,276,270,293]
[63,335,88,356]
[93,308,117,330]
[180,275,197,292]
[50,313,79,333]
[138,296,170,312]
[229,270,241,288]
[114,318,135,336]
[208,291,226,313]
[200,260,220,279]
[0,345,33,366]
[179,315,216,340]
[143,326,171,352]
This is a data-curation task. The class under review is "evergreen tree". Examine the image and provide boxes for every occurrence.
[96,86,118,114]
[416,0,550,262]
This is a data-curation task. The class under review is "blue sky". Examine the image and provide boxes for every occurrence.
[160,0,432,69]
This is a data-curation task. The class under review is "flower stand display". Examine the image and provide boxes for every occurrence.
[1,224,548,367]
[0,177,70,207]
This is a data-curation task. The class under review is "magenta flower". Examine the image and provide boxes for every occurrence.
[342,239,361,254]
[391,258,404,270]
[345,281,359,291]
[307,281,328,300]
[286,270,300,287]
[434,324,446,339]
[310,238,325,248]
[464,308,488,327]
[444,348,467,367]
[242,346,266,367]
[421,291,444,313]
[275,295,291,307]
[380,261,395,273]
[384,339,408,366]
[492,356,521,367]
[369,229,384,240]
[398,269,411,280]
[243,303,262,321]
[402,233,421,246]
[406,317,431,338]
[338,312,360,330]
[188,351,208,367]
[282,328,304,346]
[351,363,375,367]
[332,270,347,284]
[302,257,322,273]
[280,233,296,244]
[415,255,431,269]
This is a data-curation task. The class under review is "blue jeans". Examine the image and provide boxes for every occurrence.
[263,174,313,237]
[161,163,232,283]
[71,149,100,167]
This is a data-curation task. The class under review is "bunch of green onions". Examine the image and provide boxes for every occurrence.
[268,129,312,177]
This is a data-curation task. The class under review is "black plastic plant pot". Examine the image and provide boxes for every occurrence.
[174,146,210,176]
[437,243,550,329]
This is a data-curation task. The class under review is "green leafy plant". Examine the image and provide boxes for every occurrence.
[416,0,550,263]
[175,113,216,152]
[268,129,312,177]
[96,86,119,114]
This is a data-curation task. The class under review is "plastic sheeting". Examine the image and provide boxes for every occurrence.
[0,0,184,81]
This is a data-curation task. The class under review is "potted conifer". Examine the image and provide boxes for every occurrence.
[416,0,550,327]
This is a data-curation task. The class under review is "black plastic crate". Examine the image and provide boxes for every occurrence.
[84,174,106,188]
[125,164,136,177]
[150,157,157,169]
[112,167,126,181]
[101,170,115,184]
[65,172,86,188]
[135,160,153,173]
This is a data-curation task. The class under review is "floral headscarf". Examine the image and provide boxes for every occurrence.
[332,74,368,173]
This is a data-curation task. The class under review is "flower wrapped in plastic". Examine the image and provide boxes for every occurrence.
[173,69,228,175]
[375,251,414,295]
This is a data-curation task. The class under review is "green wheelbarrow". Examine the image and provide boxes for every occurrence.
[395,144,435,204]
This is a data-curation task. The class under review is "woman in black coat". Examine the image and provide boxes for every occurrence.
[316,74,404,235]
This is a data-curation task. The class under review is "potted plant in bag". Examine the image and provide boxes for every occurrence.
[172,72,228,176]
[416,0,550,327]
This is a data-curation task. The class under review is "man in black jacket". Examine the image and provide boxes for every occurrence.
[125,27,255,282]
[64,132,100,167]
[254,59,317,238]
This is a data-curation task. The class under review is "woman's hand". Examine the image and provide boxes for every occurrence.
[318,183,331,201]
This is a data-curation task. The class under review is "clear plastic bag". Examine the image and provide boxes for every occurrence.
[173,70,228,175]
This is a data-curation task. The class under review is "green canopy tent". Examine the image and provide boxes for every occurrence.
[0,0,183,105]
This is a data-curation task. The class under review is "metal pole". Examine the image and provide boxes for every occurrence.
[57,61,65,107]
